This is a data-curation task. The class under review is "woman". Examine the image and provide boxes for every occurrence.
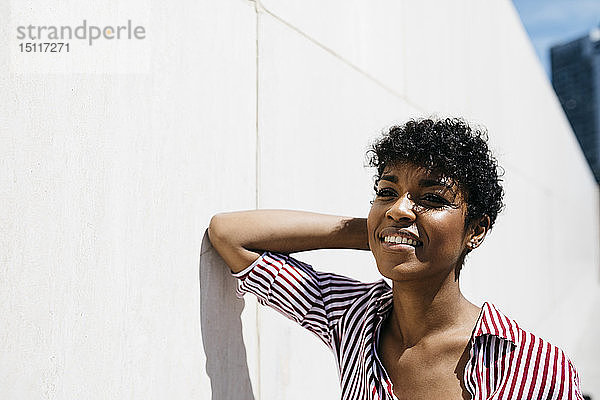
[208,118,584,399]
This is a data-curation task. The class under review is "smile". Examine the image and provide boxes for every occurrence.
[380,234,423,247]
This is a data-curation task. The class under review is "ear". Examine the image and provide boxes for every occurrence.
[466,215,490,250]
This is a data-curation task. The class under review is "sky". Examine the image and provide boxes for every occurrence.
[511,0,600,77]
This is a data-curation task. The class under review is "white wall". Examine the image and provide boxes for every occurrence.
[2,0,598,399]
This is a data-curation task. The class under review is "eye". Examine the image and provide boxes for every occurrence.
[420,193,450,207]
[370,188,396,204]
[375,188,396,198]
[375,188,396,201]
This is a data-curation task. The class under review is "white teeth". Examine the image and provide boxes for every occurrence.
[383,235,420,246]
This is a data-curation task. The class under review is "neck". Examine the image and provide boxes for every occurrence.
[387,270,480,348]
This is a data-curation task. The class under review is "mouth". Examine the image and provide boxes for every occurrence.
[378,231,423,250]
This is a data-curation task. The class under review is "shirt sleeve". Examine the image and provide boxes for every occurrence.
[563,357,585,400]
[545,348,585,400]
[232,251,378,349]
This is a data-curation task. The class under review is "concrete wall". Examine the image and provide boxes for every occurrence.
[2,0,598,399]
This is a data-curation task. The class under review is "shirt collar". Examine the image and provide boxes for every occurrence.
[374,288,520,345]
[472,302,520,345]
[374,283,394,316]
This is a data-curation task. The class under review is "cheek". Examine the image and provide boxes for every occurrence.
[426,212,468,248]
[366,208,379,244]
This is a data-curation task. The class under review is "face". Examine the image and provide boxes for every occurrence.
[367,162,473,282]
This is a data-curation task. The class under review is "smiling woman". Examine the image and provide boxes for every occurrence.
[208,118,585,400]
[368,164,472,286]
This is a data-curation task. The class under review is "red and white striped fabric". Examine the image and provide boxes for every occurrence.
[233,251,584,400]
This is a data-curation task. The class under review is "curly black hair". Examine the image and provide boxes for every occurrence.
[366,117,504,230]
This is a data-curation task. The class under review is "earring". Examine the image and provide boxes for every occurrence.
[469,239,479,249]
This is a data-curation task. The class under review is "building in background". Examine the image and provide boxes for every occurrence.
[551,27,600,183]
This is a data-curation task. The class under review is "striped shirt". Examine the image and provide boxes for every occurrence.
[233,251,584,400]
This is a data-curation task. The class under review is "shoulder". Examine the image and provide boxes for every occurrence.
[479,302,584,399]
[514,325,582,399]
[335,278,391,328]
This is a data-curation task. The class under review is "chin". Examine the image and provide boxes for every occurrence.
[376,261,425,281]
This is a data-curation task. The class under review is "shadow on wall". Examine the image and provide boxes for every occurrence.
[199,230,255,400]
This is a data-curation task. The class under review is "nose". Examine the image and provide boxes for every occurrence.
[385,193,417,223]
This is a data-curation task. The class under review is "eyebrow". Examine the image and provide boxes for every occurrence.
[419,178,454,189]
[380,174,398,183]
[379,175,456,192]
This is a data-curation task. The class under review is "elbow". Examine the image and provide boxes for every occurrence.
[208,213,255,272]
[208,213,228,246]
[208,212,244,249]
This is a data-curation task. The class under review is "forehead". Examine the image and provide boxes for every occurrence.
[380,162,452,186]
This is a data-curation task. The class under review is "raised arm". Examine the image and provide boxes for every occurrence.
[207,209,369,273]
